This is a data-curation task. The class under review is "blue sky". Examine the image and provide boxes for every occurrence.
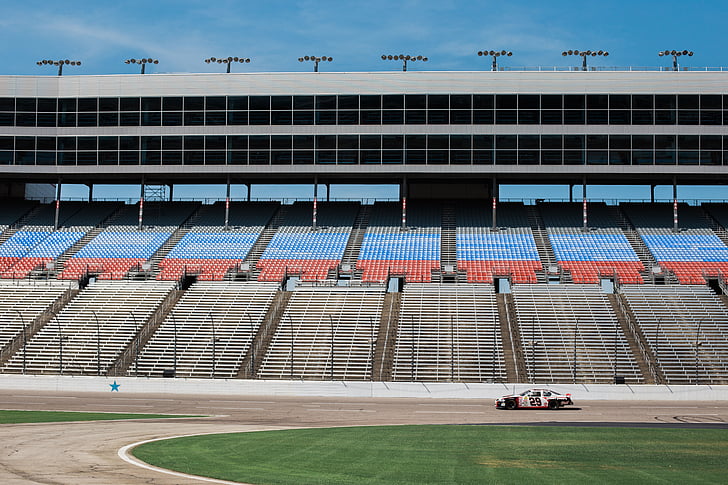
[2,0,724,75]
[3,0,726,202]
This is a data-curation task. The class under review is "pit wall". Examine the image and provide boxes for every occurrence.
[1,375,727,400]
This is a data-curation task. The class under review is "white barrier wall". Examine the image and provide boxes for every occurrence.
[1,374,728,400]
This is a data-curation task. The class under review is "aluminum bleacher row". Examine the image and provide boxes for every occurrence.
[2,281,175,375]
[456,202,541,283]
[257,286,385,380]
[157,201,279,281]
[130,282,279,378]
[0,280,74,355]
[620,285,728,384]
[540,202,645,284]
[513,284,644,384]
[623,203,728,284]
[357,201,441,283]
[257,201,359,282]
[391,284,505,382]
[0,278,725,383]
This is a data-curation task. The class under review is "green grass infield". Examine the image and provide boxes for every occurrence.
[0,409,198,424]
[132,424,728,484]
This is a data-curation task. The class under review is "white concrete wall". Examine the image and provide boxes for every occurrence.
[1,374,727,400]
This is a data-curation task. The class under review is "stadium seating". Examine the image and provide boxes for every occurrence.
[357,201,440,283]
[131,282,279,378]
[0,280,73,353]
[512,284,643,384]
[621,285,728,384]
[0,202,120,278]
[257,202,359,282]
[540,203,644,284]
[58,202,198,280]
[623,203,728,284]
[456,202,541,283]
[391,284,505,382]
[1,281,175,375]
[257,286,384,380]
[157,201,279,280]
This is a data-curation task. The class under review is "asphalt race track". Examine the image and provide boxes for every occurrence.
[0,391,726,484]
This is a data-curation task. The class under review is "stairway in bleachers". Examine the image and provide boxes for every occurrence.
[247,205,288,280]
[437,204,457,282]
[334,204,371,280]
[526,206,557,283]
[372,291,401,381]
[496,293,525,383]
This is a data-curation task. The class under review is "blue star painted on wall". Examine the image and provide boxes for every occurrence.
[110,381,121,392]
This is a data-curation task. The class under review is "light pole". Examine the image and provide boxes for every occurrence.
[48,310,63,375]
[477,50,512,71]
[329,315,335,381]
[369,316,375,382]
[561,50,608,71]
[381,54,428,72]
[694,320,703,385]
[289,315,295,379]
[91,310,101,376]
[298,55,332,72]
[14,310,26,375]
[124,58,158,74]
[170,312,178,376]
[130,312,139,377]
[209,313,217,379]
[205,56,251,73]
[36,59,81,76]
[658,50,693,71]
[450,315,455,382]
[572,320,579,384]
[247,313,255,378]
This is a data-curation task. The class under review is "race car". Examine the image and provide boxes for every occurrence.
[495,388,573,410]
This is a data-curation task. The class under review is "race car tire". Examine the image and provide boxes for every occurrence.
[505,400,516,410]
[548,399,559,410]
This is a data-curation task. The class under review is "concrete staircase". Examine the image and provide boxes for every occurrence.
[372,292,401,381]
[332,205,371,280]
[238,290,292,378]
[436,204,457,283]
[109,288,185,376]
[243,205,289,280]
[496,293,526,383]
[609,205,674,284]
[607,293,665,384]
[527,206,563,283]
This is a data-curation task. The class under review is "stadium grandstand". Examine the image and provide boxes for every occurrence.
[0,69,727,385]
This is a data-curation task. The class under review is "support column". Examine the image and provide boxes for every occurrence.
[672,178,678,233]
[224,176,231,229]
[246,183,251,202]
[168,184,174,202]
[87,184,93,203]
[401,176,408,230]
[569,184,574,203]
[138,179,145,231]
[582,177,588,232]
[53,179,62,230]
[491,178,498,230]
[650,184,656,204]
[313,176,318,231]
[326,183,330,202]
